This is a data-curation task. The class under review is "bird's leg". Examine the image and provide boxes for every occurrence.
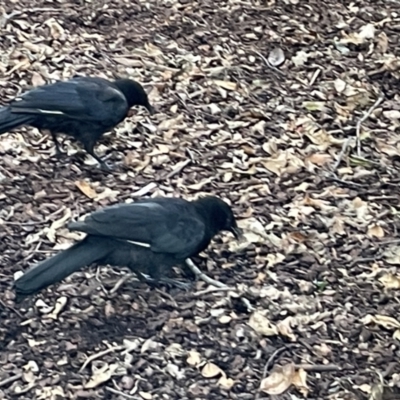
[158,277,192,290]
[180,260,198,281]
[143,274,192,290]
[136,270,192,290]
[48,131,65,158]
[83,139,112,171]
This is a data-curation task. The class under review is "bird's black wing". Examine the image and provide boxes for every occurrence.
[68,200,206,259]
[9,77,128,125]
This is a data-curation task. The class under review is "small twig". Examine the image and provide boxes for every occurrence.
[309,68,321,86]
[79,346,124,373]
[154,288,178,307]
[164,159,191,180]
[324,173,365,188]
[185,258,227,288]
[12,383,35,394]
[356,93,385,156]
[377,238,400,246]
[349,155,382,167]
[295,363,342,372]
[0,299,23,318]
[240,296,255,311]
[368,196,399,201]
[0,373,22,387]
[253,50,285,76]
[186,259,254,311]
[262,346,289,376]
[186,148,196,163]
[193,287,233,297]
[0,10,22,28]
[348,257,379,268]
[109,274,132,295]
[105,387,140,399]
[332,137,351,172]
[131,182,157,198]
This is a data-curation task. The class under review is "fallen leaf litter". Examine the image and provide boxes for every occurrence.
[1,0,400,399]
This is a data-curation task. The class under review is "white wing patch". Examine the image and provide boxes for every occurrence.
[10,107,65,115]
[135,202,163,210]
[37,109,65,115]
[125,240,151,248]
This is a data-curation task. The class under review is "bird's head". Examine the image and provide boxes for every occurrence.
[114,79,154,114]
[194,196,242,240]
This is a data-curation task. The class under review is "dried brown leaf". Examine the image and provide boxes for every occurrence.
[47,296,68,320]
[260,363,295,395]
[367,224,384,238]
[75,181,97,199]
[218,376,235,390]
[201,362,223,378]
[379,273,400,289]
[186,351,201,367]
[85,363,118,389]
[248,311,278,336]
[293,368,309,397]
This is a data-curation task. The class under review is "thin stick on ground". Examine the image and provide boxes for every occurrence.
[253,50,285,76]
[185,258,255,311]
[185,258,228,288]
[105,387,139,399]
[79,345,124,373]
[332,137,351,172]
[0,373,22,388]
[193,286,233,296]
[164,159,191,180]
[356,93,385,156]
[295,364,342,372]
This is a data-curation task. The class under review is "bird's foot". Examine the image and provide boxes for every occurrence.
[180,264,198,281]
[99,160,114,172]
[139,273,192,291]
[54,148,67,160]
[159,278,192,290]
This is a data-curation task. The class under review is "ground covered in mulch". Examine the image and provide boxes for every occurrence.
[1,0,400,399]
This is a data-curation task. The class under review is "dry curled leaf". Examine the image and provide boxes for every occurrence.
[260,363,295,395]
[201,362,224,378]
[293,368,309,397]
[186,351,201,367]
[248,311,278,336]
[362,314,400,329]
[75,181,97,199]
[379,273,400,289]
[85,363,118,389]
[48,296,68,319]
[218,376,235,390]
[367,224,384,238]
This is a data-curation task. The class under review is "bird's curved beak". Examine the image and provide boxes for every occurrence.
[231,226,243,241]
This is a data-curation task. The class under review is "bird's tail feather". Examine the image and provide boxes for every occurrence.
[14,237,110,296]
[0,106,35,135]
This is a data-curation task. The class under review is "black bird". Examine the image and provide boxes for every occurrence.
[14,196,242,296]
[0,76,153,170]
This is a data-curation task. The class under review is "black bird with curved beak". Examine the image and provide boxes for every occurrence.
[14,195,242,297]
[0,76,154,170]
